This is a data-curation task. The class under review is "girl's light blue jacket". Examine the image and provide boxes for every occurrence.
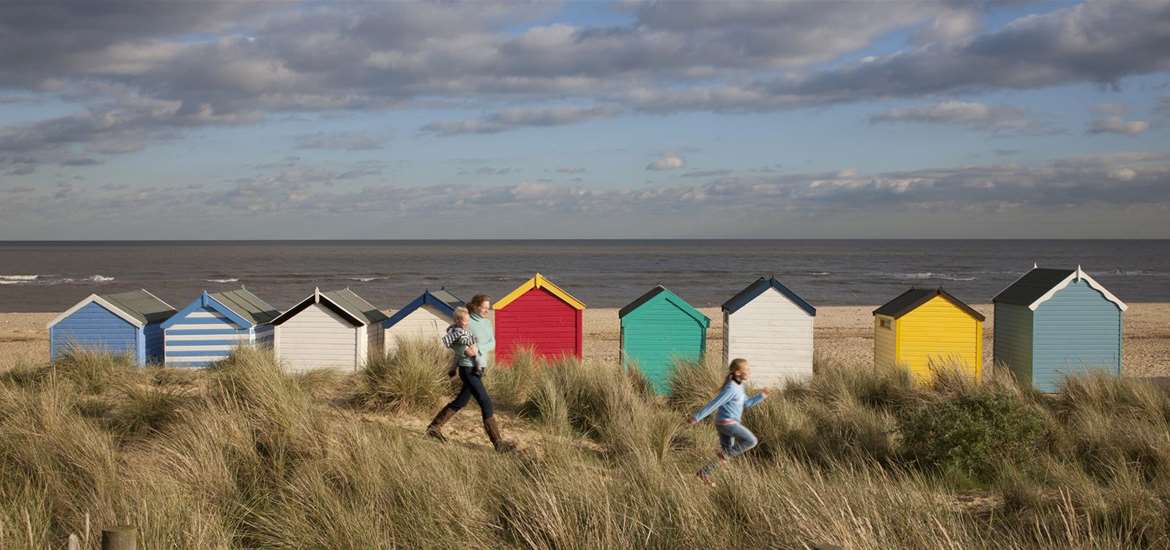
[468,313,495,369]
[691,381,766,424]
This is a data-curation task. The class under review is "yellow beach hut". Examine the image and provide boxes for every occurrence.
[873,287,984,381]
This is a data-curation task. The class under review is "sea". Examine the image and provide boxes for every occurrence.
[1,240,1168,312]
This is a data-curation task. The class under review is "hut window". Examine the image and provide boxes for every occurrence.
[879,319,892,329]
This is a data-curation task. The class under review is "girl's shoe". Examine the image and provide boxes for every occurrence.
[696,469,716,487]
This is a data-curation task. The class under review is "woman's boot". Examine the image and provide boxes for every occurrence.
[426,407,456,442]
[483,416,516,452]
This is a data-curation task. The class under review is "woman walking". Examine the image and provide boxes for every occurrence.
[688,358,768,485]
[426,294,516,452]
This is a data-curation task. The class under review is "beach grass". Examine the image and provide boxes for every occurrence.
[2,344,1170,548]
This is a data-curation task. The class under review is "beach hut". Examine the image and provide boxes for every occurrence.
[722,276,817,386]
[383,289,464,354]
[873,287,984,381]
[992,266,1126,392]
[619,285,710,394]
[271,288,388,373]
[494,273,585,363]
[162,288,281,367]
[48,289,176,366]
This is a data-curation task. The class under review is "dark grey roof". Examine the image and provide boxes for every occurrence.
[721,277,816,316]
[322,288,388,325]
[619,285,668,318]
[992,268,1075,306]
[210,288,281,325]
[100,289,175,325]
[430,289,465,309]
[873,287,985,321]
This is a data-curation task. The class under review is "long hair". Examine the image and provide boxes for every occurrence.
[467,294,490,315]
[724,358,749,387]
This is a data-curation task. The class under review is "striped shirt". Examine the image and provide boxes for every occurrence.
[443,324,477,368]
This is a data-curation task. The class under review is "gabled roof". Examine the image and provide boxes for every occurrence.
[494,273,585,311]
[873,287,985,321]
[619,285,710,326]
[48,289,176,329]
[162,288,280,329]
[271,288,388,327]
[994,266,1127,311]
[721,276,816,316]
[384,288,464,328]
[209,288,282,325]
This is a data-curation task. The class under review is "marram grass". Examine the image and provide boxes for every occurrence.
[0,344,1168,549]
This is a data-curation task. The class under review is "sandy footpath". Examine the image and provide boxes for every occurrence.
[3,304,1167,377]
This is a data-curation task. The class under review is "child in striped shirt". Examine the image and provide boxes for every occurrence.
[442,307,485,376]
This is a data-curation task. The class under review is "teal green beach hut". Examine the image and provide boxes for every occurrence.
[993,266,1127,392]
[619,285,710,394]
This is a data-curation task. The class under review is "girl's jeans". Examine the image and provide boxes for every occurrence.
[717,422,758,458]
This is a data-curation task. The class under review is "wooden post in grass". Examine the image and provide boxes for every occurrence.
[101,525,136,550]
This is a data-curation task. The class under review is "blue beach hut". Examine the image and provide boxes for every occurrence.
[161,288,281,367]
[383,288,464,354]
[993,266,1127,392]
[48,289,176,366]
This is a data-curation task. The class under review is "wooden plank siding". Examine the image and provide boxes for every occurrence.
[724,287,813,387]
[873,315,896,370]
[895,296,982,381]
[275,303,362,373]
[1032,280,1122,392]
[993,303,1034,387]
[50,301,140,363]
[164,306,250,367]
[385,305,449,354]
[495,288,581,363]
[621,295,707,394]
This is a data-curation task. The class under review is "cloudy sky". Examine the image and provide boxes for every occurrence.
[1,0,1169,239]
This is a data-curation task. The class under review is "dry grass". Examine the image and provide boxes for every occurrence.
[1,341,1170,549]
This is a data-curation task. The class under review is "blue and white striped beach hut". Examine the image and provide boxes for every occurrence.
[161,288,281,367]
[48,289,176,366]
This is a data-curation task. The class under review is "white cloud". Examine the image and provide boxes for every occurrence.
[870,101,1049,134]
[646,153,685,171]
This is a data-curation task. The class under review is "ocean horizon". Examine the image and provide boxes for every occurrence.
[3,239,1168,312]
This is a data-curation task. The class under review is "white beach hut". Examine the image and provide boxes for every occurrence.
[721,276,817,386]
[271,288,388,372]
[383,288,464,354]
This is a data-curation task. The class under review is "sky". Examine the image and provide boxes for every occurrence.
[1,0,1169,239]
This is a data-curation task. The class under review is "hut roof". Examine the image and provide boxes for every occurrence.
[721,276,816,316]
[873,288,985,321]
[494,273,585,311]
[272,288,387,327]
[993,266,1127,311]
[619,285,709,325]
[49,289,176,329]
[209,288,282,325]
[384,289,464,328]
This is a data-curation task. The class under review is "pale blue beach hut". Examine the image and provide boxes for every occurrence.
[993,266,1127,392]
[48,289,176,366]
[161,288,281,367]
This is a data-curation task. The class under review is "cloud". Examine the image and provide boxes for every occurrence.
[646,153,685,171]
[681,169,733,178]
[421,105,621,136]
[0,0,1167,166]
[556,167,586,174]
[870,101,1049,134]
[294,131,387,151]
[1090,116,1151,135]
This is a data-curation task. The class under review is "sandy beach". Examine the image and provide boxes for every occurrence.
[4,304,1167,377]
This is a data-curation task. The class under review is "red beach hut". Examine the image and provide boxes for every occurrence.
[493,273,585,363]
